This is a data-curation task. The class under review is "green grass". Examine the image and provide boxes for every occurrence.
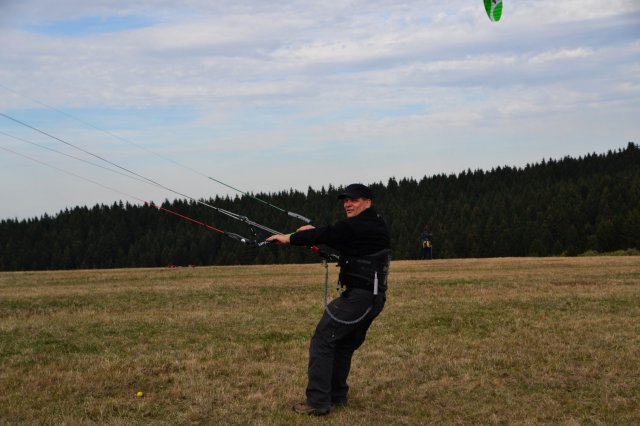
[1,257,639,425]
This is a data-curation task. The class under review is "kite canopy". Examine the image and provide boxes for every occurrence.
[484,0,503,22]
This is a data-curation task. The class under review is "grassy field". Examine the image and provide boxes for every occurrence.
[1,257,639,425]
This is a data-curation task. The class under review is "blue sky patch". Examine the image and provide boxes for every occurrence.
[23,15,154,37]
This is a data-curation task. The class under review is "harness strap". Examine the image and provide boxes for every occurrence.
[323,260,373,325]
[338,248,391,292]
[374,271,378,296]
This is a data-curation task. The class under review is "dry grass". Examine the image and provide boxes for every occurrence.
[1,257,639,425]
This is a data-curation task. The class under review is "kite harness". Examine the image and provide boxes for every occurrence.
[321,248,392,325]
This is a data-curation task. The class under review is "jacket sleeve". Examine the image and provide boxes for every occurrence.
[290,220,352,248]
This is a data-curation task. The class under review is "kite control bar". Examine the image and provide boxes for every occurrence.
[254,239,339,262]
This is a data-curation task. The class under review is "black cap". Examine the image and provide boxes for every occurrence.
[337,183,373,200]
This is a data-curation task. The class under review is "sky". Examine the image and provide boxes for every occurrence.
[0,0,639,220]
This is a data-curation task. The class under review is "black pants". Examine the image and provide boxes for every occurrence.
[306,288,386,409]
[421,246,433,259]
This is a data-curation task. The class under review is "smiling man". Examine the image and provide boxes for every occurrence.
[267,183,391,416]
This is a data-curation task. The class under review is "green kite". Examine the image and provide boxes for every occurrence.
[484,0,503,22]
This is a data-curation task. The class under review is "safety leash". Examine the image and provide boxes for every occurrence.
[322,259,373,325]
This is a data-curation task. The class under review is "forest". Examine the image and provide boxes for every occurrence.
[1,143,638,271]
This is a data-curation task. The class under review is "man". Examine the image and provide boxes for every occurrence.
[267,183,391,416]
[420,227,433,260]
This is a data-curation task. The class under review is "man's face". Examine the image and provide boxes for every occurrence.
[343,197,372,218]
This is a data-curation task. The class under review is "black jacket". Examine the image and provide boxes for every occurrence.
[290,207,390,289]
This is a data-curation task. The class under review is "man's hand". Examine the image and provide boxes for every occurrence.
[267,225,314,245]
[266,234,291,245]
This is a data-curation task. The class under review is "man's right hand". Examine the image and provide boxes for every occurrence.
[266,234,291,245]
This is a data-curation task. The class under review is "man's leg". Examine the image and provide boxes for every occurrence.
[305,312,336,411]
[329,291,386,405]
[330,320,372,404]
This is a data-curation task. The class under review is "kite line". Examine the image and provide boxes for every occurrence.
[0,144,267,246]
[0,111,282,237]
[0,83,312,224]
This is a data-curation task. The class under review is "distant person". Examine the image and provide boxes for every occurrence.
[267,183,391,416]
[420,228,433,260]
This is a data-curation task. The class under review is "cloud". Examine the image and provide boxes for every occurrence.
[1,0,639,218]
[528,48,594,64]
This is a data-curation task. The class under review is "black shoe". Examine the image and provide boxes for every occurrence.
[331,400,348,408]
[292,401,330,416]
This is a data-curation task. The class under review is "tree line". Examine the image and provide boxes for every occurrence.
[1,143,638,271]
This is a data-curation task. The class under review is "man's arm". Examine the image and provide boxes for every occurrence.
[266,224,316,245]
